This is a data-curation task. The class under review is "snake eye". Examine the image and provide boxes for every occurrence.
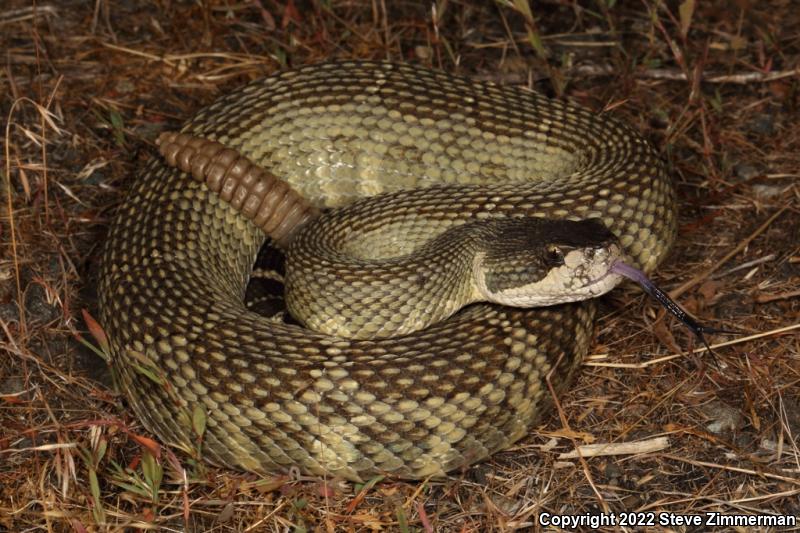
[545,245,565,267]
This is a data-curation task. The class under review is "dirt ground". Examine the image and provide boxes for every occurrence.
[1,1,799,531]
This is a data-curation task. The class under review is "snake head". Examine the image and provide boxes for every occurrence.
[473,218,625,307]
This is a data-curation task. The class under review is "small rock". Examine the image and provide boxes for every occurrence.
[469,463,491,485]
[414,45,432,60]
[747,113,776,135]
[0,302,19,323]
[0,376,25,395]
[24,283,60,324]
[732,162,764,181]
[621,494,642,508]
[115,79,136,94]
[703,402,743,434]
[604,462,622,485]
[752,183,787,199]
[490,493,524,515]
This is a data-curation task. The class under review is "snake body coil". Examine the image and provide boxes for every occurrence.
[99,61,676,481]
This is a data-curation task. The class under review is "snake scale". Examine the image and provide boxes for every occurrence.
[99,61,676,481]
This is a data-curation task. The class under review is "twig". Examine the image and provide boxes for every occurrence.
[571,64,800,84]
[713,254,776,279]
[662,454,800,486]
[546,356,608,512]
[558,437,670,459]
[585,352,685,368]
[586,323,800,365]
[755,289,800,304]
[670,208,787,299]
[684,321,797,354]
[479,64,800,85]
[0,442,78,455]
[0,5,58,25]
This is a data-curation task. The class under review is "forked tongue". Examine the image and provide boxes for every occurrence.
[611,262,737,353]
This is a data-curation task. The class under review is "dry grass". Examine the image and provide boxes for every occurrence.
[1,0,799,531]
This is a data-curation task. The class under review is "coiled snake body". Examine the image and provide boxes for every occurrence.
[99,61,676,481]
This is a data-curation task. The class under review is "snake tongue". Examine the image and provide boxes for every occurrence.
[610,262,738,352]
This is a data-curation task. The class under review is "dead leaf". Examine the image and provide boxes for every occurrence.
[129,433,162,459]
[697,280,722,303]
[82,308,110,355]
[252,475,291,494]
[653,315,681,353]
[543,428,596,443]
[730,35,748,51]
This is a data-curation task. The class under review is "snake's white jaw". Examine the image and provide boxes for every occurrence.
[474,242,626,308]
